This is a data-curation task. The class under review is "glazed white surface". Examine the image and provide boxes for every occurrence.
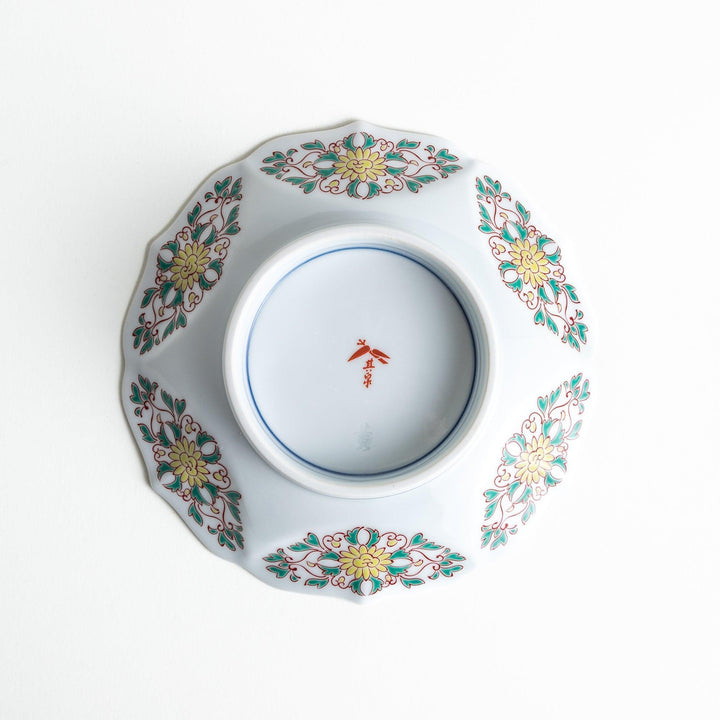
[245,247,475,475]
[223,221,495,498]
[121,121,592,585]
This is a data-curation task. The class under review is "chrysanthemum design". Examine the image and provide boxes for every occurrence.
[339,544,392,581]
[264,527,465,596]
[515,434,555,486]
[333,147,388,183]
[132,176,242,354]
[129,375,244,551]
[476,175,587,350]
[481,373,590,550]
[261,132,461,199]
[168,241,211,293]
[167,437,209,488]
[508,238,550,289]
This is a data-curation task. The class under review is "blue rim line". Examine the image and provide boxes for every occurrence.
[245,245,479,480]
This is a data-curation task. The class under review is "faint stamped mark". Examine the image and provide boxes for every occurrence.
[356,423,374,452]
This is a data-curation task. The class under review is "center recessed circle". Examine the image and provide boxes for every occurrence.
[246,247,475,475]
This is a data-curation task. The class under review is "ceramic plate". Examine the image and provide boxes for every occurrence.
[122,121,593,600]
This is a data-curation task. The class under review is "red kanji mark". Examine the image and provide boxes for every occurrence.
[348,338,390,388]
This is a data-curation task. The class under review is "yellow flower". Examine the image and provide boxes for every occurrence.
[339,544,391,581]
[168,437,209,487]
[508,239,550,289]
[333,148,387,183]
[515,435,555,485]
[169,241,211,292]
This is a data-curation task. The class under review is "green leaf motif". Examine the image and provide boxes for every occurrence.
[259,131,463,200]
[164,477,182,492]
[481,374,591,550]
[301,140,325,151]
[267,566,289,579]
[476,175,587,351]
[130,375,243,552]
[306,578,329,589]
[131,176,242,355]
[264,527,465,596]
[288,542,313,552]
[346,528,360,546]
[400,577,425,589]
[188,504,203,526]
[156,461,173,478]
[139,424,154,444]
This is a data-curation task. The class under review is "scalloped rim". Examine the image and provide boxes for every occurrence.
[121,119,594,601]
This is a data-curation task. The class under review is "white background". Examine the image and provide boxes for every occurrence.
[1,1,718,718]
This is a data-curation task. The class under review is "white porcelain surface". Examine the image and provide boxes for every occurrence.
[223,224,493,498]
[122,120,594,600]
[244,246,474,475]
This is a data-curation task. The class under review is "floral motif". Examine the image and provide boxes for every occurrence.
[132,176,243,354]
[167,437,209,488]
[339,544,391,581]
[169,241,211,292]
[476,176,587,351]
[129,375,244,551]
[481,373,590,550]
[264,527,465,596]
[261,133,461,199]
[508,238,550,289]
[515,434,555,486]
[334,147,388,183]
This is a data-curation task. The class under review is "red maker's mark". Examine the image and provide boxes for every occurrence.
[347,338,390,388]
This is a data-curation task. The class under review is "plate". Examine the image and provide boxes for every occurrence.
[122,121,593,600]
